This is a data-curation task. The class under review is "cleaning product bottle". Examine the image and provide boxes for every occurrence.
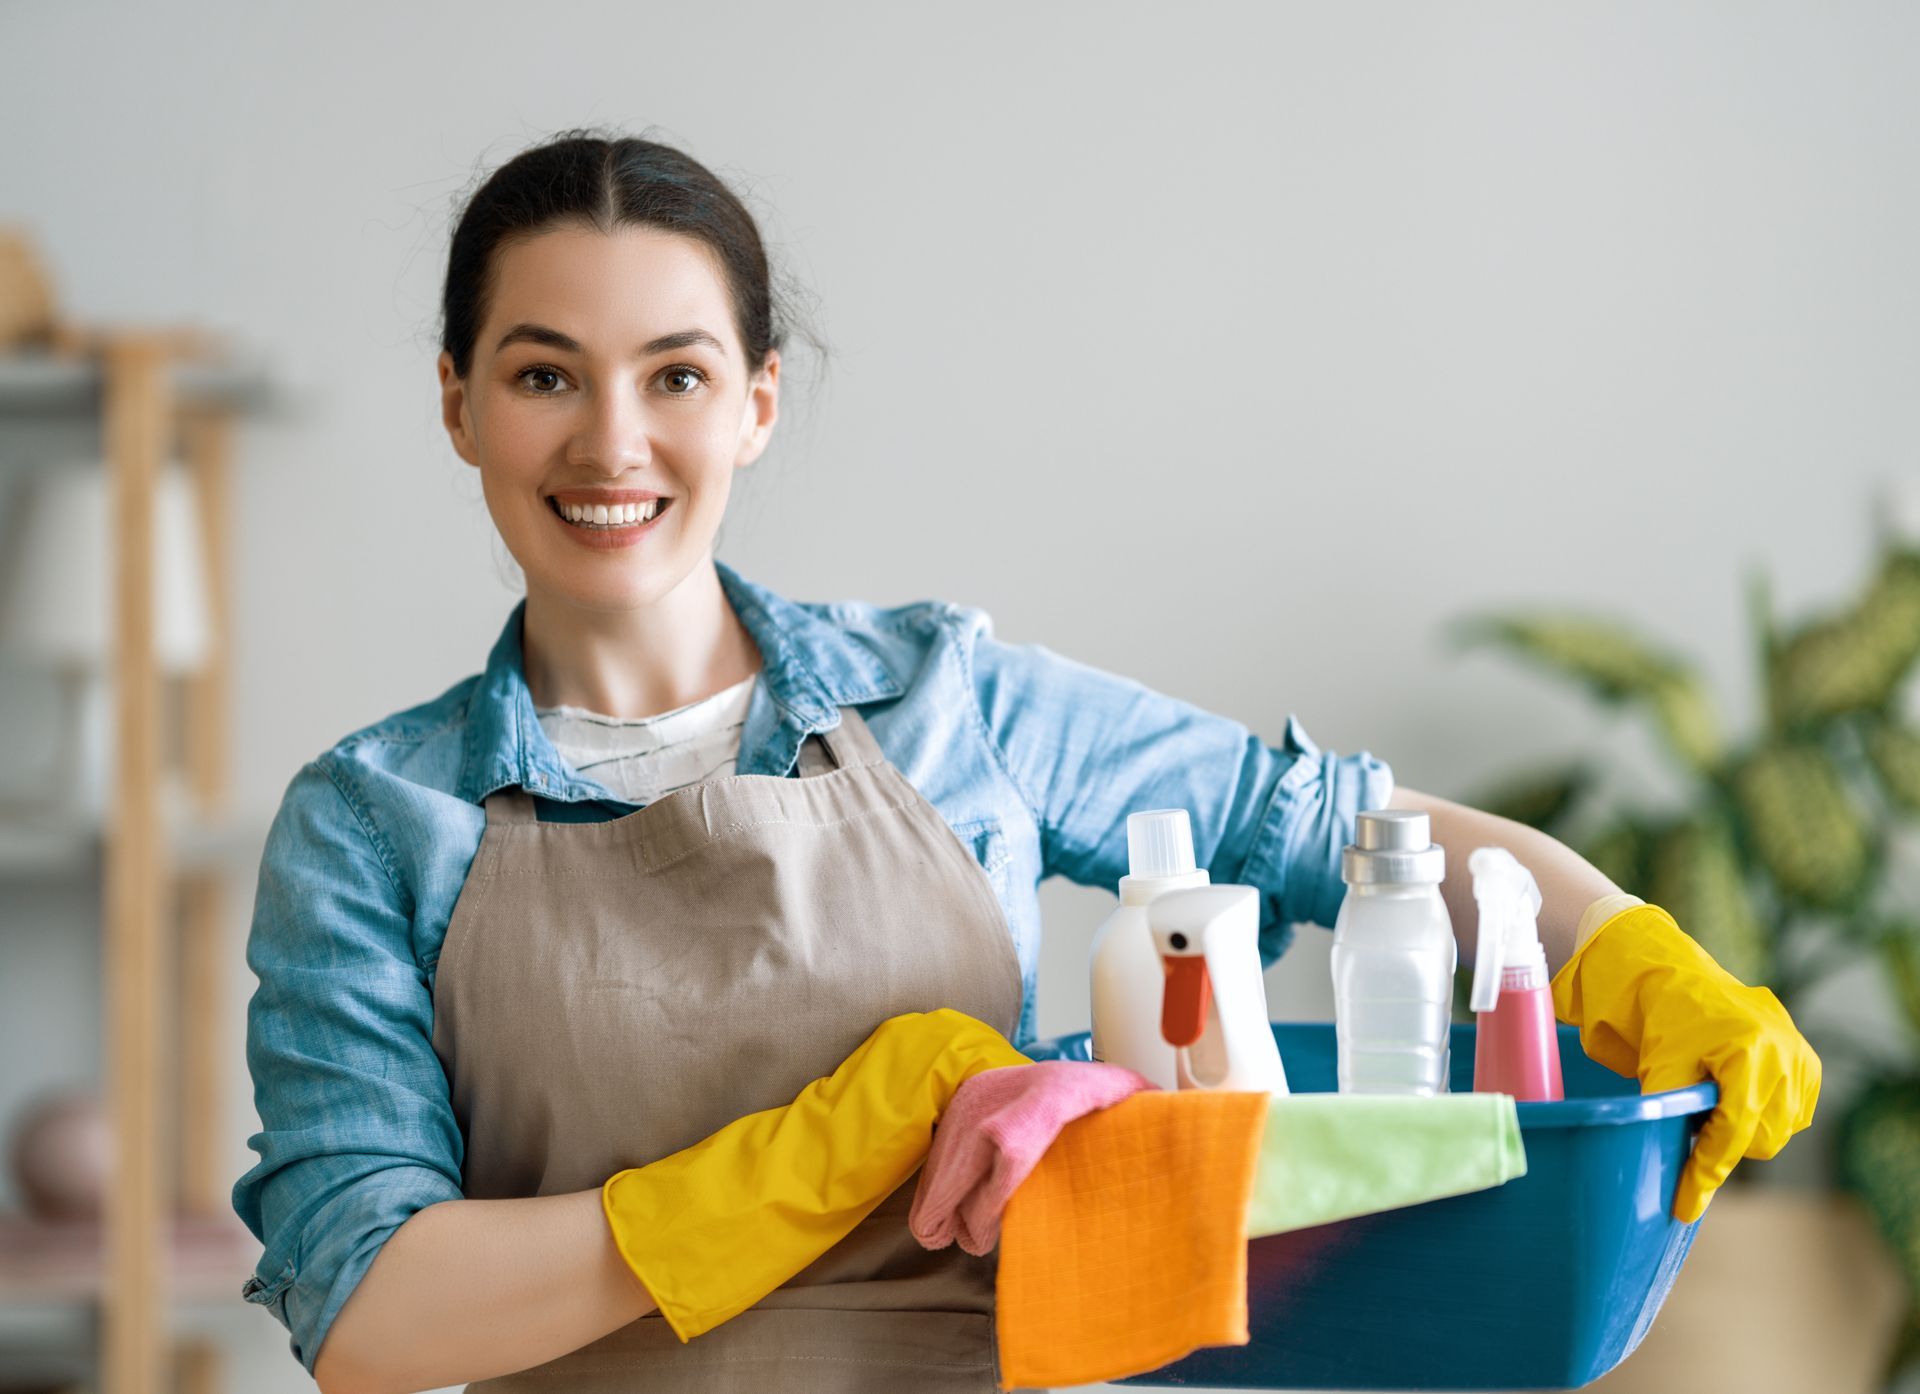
[1090,809,1210,1090]
[1148,884,1289,1093]
[1331,809,1456,1095]
[1467,846,1564,1101]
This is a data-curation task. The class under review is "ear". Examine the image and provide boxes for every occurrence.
[438,350,481,469]
[734,351,782,469]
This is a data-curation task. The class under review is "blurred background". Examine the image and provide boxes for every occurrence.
[1,1,1916,1391]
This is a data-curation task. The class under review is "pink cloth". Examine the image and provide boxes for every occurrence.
[909,1059,1158,1256]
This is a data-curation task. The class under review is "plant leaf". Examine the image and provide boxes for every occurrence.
[1454,613,1724,771]
[1884,924,1920,1043]
[1837,1078,1920,1313]
[1772,549,1920,726]
[1466,767,1592,836]
[1645,816,1772,986]
[1580,821,1651,896]
[1732,743,1871,909]
[1648,672,1727,770]
[1455,613,1679,698]
[1867,721,1920,813]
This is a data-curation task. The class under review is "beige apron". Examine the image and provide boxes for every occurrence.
[431,703,1027,1393]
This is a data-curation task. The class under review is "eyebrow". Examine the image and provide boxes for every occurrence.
[492,322,726,357]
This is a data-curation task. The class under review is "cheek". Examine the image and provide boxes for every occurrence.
[671,404,751,473]
[482,405,559,473]
[473,417,553,529]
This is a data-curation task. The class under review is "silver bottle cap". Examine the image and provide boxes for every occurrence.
[1341,809,1446,886]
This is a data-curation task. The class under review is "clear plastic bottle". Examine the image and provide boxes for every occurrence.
[1330,809,1457,1095]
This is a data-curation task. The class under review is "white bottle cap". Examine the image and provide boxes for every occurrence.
[1127,809,1197,880]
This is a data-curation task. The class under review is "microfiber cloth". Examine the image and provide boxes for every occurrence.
[1247,1092,1527,1237]
[994,1089,1268,1391]
[909,1060,1158,1256]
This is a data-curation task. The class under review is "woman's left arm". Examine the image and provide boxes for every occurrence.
[1383,785,1626,973]
[958,606,1615,967]
[1391,787,1818,1221]
[959,610,1391,965]
[955,611,1815,1219]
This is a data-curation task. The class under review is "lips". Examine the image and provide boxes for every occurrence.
[546,493,673,549]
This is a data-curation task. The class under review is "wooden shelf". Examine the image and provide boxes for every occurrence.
[0,348,280,419]
[0,1214,255,1306]
[0,804,268,881]
[0,329,265,1394]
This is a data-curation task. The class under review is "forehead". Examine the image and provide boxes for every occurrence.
[483,224,736,351]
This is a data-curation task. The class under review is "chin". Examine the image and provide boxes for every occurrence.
[538,561,696,613]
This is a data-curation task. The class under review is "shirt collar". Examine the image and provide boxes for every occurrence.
[456,558,902,803]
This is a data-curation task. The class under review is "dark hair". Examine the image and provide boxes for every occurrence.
[441,128,806,380]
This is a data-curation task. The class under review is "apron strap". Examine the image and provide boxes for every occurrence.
[482,787,540,825]
[794,735,836,778]
[797,705,885,776]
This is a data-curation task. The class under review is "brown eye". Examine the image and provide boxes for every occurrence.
[661,366,706,395]
[517,366,565,394]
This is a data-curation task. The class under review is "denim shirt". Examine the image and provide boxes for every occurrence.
[232,557,1393,1372]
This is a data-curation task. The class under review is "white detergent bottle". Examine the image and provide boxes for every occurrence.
[1089,809,1210,1090]
[1330,809,1456,1095]
[1148,884,1289,1094]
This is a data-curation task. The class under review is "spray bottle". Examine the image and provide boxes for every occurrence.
[1090,809,1210,1090]
[1468,846,1564,1101]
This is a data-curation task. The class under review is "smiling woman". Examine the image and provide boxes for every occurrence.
[437,195,782,717]
[230,127,1820,1394]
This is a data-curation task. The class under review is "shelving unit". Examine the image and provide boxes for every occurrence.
[0,336,276,1394]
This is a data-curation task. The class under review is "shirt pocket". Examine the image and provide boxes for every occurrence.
[948,815,1013,905]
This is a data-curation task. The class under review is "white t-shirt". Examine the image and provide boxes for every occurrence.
[534,672,758,806]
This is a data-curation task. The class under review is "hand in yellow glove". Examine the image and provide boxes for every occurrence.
[602,1007,1028,1341]
[1550,898,1821,1223]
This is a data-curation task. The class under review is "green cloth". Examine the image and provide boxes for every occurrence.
[1246,1093,1527,1237]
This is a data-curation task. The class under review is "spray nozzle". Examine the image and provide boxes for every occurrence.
[1467,847,1546,1013]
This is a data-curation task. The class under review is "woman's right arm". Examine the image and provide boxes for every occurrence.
[234,759,652,1394]
[315,1188,655,1394]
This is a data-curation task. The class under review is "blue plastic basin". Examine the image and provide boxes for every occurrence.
[1021,1021,1717,1391]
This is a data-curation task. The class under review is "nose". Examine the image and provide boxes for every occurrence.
[565,381,652,477]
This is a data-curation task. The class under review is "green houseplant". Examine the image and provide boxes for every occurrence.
[1452,538,1920,1387]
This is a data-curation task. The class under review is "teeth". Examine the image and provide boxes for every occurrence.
[556,499,662,526]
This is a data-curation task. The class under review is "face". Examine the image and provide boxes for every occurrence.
[438,223,779,612]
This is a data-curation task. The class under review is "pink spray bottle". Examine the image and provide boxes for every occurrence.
[1468,847,1564,1102]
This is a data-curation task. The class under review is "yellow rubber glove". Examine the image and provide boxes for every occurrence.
[602,1007,1029,1341]
[1550,900,1821,1223]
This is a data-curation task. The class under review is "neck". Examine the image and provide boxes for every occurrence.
[521,559,762,719]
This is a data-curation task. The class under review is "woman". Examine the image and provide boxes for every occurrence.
[233,131,1818,1394]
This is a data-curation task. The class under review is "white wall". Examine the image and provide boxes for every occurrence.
[2,2,1917,1388]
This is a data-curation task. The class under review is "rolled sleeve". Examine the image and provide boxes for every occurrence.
[232,759,465,1373]
[1236,714,1396,956]
[960,610,1393,965]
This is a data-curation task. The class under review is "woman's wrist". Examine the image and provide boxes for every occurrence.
[1574,892,1646,956]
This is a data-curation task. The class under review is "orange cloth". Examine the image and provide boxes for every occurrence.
[993,1088,1268,1390]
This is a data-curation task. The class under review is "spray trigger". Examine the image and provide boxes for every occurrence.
[1468,847,1545,1014]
